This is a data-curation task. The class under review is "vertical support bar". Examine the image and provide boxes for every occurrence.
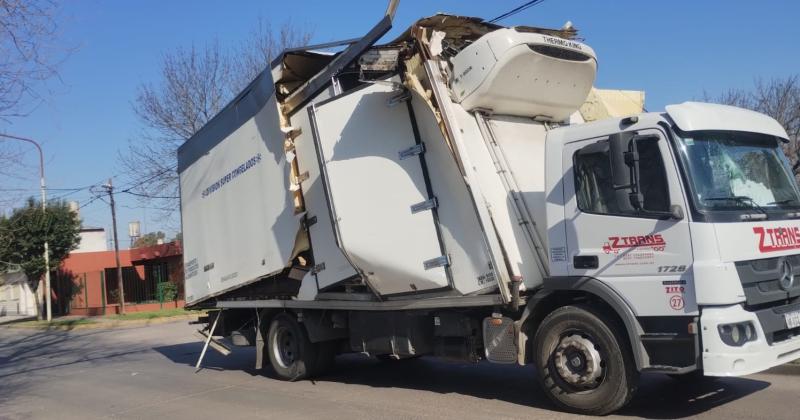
[83,273,88,312]
[195,310,222,371]
[100,270,106,316]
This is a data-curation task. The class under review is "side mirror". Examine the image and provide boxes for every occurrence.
[669,204,684,220]
[609,132,642,210]
[609,132,634,189]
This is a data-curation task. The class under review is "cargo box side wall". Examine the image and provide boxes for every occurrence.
[180,93,300,306]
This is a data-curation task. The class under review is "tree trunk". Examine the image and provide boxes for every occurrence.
[32,279,42,320]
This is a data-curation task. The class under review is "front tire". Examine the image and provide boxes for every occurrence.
[533,305,638,415]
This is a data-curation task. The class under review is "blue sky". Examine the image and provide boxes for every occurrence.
[2,0,799,248]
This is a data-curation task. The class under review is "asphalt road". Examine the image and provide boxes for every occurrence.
[1,321,798,420]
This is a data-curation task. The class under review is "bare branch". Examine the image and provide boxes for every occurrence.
[0,0,62,117]
[121,19,312,220]
[706,75,800,179]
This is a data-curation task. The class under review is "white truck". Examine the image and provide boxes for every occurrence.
[178,2,800,415]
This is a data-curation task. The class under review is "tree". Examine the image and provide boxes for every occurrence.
[705,75,800,178]
[120,20,313,218]
[1,1,68,209]
[132,231,165,248]
[0,198,81,319]
[0,0,62,119]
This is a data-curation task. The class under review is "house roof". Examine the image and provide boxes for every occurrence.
[130,241,182,264]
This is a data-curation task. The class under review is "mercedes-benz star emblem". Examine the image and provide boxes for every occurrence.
[779,258,795,291]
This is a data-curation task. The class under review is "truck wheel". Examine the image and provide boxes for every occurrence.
[267,313,319,381]
[533,305,638,415]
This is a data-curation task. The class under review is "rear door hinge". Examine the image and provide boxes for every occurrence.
[312,263,326,274]
[410,197,438,214]
[399,143,425,160]
[423,255,450,270]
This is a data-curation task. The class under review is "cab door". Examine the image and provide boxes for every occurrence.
[562,128,697,316]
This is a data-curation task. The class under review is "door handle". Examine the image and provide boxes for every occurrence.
[573,255,599,269]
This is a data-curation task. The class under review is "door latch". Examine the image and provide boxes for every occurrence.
[573,255,598,269]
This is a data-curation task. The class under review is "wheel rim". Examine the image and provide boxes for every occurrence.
[553,333,604,389]
[273,326,299,368]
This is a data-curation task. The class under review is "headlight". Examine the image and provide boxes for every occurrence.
[718,322,757,347]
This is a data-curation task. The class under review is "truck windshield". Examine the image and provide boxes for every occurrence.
[677,131,800,213]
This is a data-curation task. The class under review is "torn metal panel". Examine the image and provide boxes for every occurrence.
[358,47,402,72]
[282,13,396,114]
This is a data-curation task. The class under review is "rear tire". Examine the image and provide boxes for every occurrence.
[533,305,638,415]
[267,313,319,381]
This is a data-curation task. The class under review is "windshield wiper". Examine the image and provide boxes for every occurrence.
[767,198,800,206]
[703,195,769,218]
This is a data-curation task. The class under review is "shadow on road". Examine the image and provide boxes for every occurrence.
[618,373,769,418]
[153,342,259,374]
[152,341,771,418]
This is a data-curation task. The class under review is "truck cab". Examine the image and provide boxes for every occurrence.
[546,102,800,376]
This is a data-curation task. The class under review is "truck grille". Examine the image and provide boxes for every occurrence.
[735,256,800,344]
[734,255,800,308]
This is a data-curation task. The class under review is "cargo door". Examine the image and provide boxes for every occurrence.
[310,82,449,296]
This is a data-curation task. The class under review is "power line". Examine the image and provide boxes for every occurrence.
[489,0,547,23]
[117,165,177,193]
[78,194,105,210]
[121,190,179,199]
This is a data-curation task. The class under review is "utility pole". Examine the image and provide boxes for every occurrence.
[103,179,126,315]
[0,133,52,321]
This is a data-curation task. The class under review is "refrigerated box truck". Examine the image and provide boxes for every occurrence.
[178,2,800,415]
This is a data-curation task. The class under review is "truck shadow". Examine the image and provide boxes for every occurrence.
[153,342,770,418]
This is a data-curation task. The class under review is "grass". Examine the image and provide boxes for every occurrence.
[13,318,97,329]
[103,307,196,320]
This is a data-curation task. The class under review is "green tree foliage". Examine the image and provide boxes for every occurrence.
[132,231,165,248]
[0,198,81,290]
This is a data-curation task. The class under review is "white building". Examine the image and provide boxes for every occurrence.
[74,226,108,253]
[0,271,37,317]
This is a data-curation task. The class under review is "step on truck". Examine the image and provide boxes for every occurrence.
[179,1,800,415]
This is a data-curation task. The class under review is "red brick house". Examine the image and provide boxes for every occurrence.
[54,241,185,316]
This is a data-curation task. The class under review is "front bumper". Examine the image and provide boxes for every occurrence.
[701,304,800,376]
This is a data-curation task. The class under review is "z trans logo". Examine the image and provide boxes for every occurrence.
[753,226,800,253]
[603,234,666,254]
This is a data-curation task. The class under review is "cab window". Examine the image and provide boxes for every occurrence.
[574,136,669,216]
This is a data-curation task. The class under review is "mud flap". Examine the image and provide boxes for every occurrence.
[483,315,517,364]
[255,309,269,370]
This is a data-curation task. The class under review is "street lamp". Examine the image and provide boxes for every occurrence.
[0,133,52,321]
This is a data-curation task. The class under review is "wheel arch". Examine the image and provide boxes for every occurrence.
[518,277,648,370]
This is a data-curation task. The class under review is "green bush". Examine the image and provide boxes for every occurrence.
[158,282,178,302]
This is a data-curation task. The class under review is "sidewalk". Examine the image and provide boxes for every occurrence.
[0,314,37,325]
[0,310,203,331]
